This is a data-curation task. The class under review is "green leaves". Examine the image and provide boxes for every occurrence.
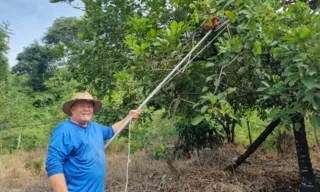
[43,17,80,45]
[202,86,209,92]
[191,115,205,125]
[226,87,237,94]
[128,17,153,32]
[164,21,190,44]
[254,41,262,54]
[248,20,257,34]
[224,11,236,23]
[201,105,208,113]
[47,0,320,159]
[299,27,311,40]
[0,97,3,121]
[301,75,315,90]
[310,115,320,129]
[261,81,270,88]
[124,34,151,55]
[284,72,300,87]
[294,122,302,131]
[170,21,184,35]
[282,26,312,43]
[205,63,215,68]
[0,24,10,83]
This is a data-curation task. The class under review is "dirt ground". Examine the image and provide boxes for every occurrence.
[1,144,320,192]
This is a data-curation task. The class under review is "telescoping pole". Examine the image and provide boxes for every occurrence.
[104,20,229,149]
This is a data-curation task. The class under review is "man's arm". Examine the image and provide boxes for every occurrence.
[111,109,141,133]
[49,174,68,192]
[46,127,73,192]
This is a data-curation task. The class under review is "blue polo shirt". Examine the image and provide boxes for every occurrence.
[45,120,114,192]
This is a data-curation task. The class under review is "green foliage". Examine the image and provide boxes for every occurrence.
[175,119,223,155]
[0,67,80,153]
[116,0,320,156]
[0,23,10,82]
[42,17,80,46]
[0,80,36,127]
[50,0,320,147]
[130,109,177,160]
[310,115,320,129]
[11,41,55,91]
[3,0,315,160]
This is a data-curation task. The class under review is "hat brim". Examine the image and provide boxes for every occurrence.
[62,99,102,116]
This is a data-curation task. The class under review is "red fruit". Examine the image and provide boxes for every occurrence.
[212,16,218,21]
[213,22,219,28]
[211,16,218,24]
[204,23,211,29]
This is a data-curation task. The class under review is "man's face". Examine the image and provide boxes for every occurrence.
[71,100,94,123]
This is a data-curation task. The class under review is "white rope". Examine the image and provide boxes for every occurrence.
[161,22,229,89]
[124,116,132,192]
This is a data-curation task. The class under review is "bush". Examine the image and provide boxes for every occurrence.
[174,120,223,158]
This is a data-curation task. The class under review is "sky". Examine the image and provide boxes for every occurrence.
[0,0,84,67]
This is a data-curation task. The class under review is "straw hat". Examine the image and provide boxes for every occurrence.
[62,92,102,116]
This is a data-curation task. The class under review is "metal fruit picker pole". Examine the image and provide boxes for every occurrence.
[104,19,229,149]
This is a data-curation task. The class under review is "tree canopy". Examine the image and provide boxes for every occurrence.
[0,23,10,82]
[1,0,320,190]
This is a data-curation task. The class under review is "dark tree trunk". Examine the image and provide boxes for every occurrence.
[225,116,232,143]
[247,120,252,145]
[231,120,236,144]
[225,126,231,143]
[291,113,318,192]
[225,119,280,172]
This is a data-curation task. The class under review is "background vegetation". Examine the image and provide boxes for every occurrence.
[1,0,320,191]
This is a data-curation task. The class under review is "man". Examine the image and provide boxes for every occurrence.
[45,92,141,192]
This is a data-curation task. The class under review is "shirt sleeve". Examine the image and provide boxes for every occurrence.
[45,127,73,177]
[101,125,114,141]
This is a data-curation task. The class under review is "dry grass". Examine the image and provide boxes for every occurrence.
[106,144,300,192]
[0,148,50,192]
[3,144,320,191]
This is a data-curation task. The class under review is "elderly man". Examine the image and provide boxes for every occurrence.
[45,92,141,192]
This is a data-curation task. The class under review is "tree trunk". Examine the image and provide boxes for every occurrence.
[291,113,318,192]
[247,120,252,145]
[231,120,236,144]
[225,119,280,172]
[225,117,232,143]
[166,159,180,181]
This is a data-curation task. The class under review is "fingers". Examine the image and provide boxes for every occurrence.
[130,109,141,120]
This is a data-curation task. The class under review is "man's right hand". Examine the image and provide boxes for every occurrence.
[49,174,68,192]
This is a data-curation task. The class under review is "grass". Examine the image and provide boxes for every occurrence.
[0,148,50,192]
[3,143,318,191]
[1,109,320,191]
